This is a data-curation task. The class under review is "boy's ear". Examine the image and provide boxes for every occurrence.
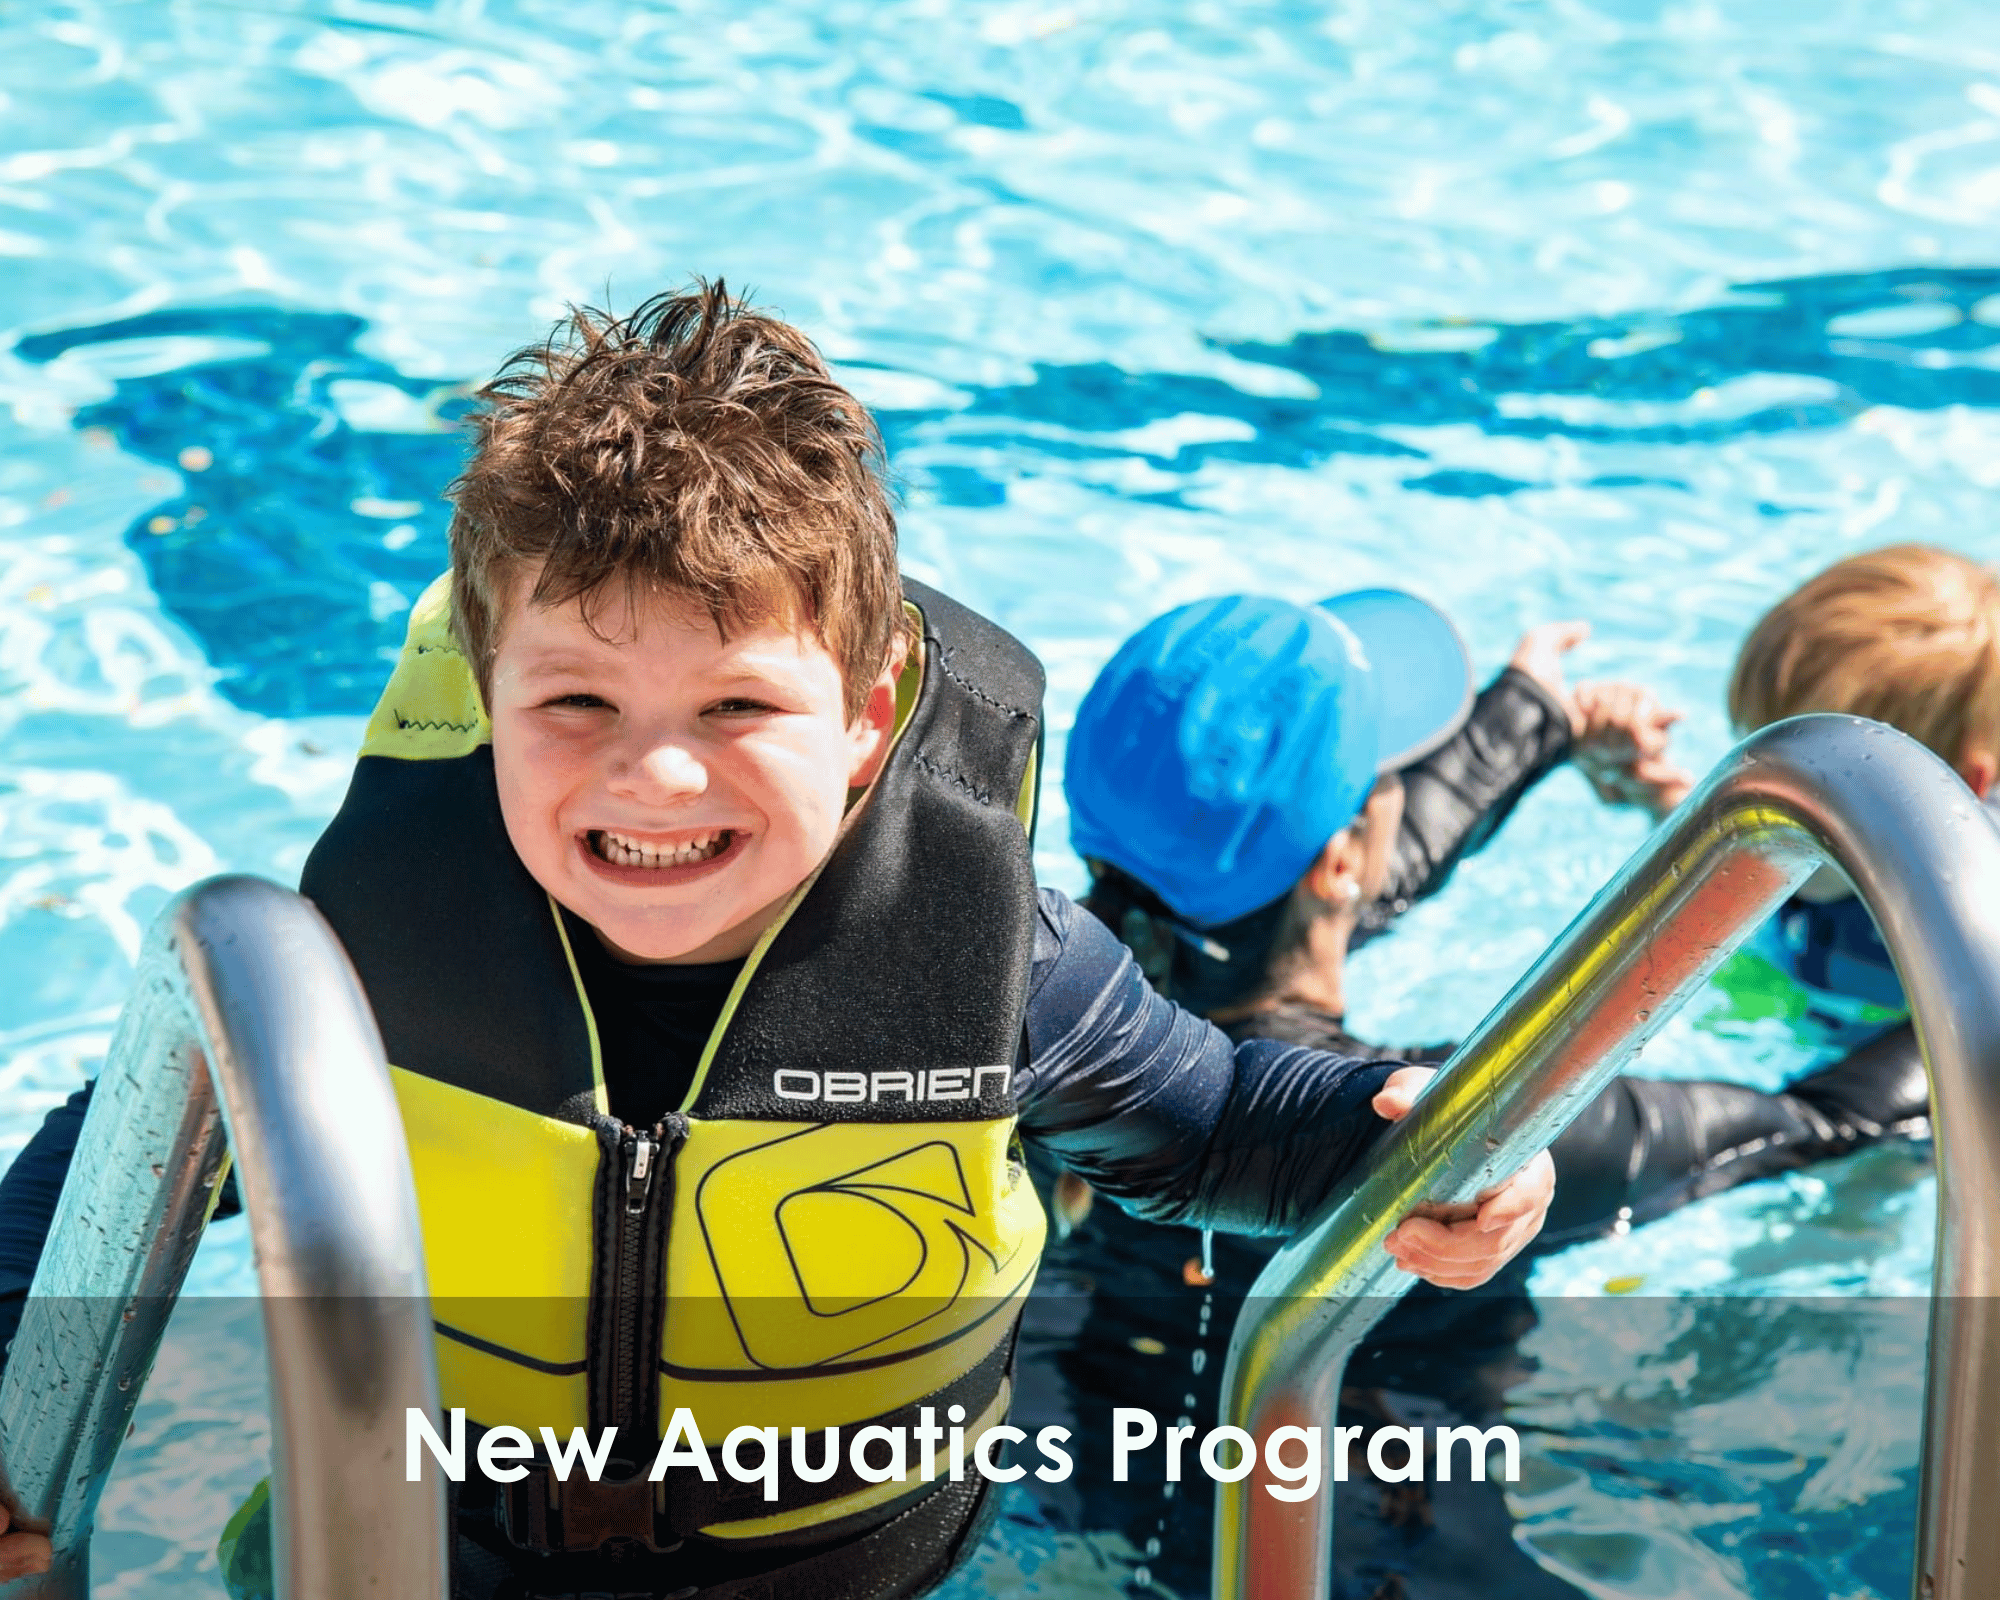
[846,659,902,787]
[1959,746,1997,800]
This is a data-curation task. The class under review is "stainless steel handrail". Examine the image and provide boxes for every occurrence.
[0,875,449,1599]
[1214,714,2000,1600]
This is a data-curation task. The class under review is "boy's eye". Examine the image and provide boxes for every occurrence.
[708,697,779,717]
[541,692,612,711]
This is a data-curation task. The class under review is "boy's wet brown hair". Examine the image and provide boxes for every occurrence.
[447,279,901,718]
[1729,544,2000,767]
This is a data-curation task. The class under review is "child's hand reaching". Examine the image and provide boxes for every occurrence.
[1371,1067,1555,1290]
[1573,680,1677,762]
[1504,626,1697,817]
[1572,681,1696,817]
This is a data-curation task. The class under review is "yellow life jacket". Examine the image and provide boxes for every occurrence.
[300,574,1048,1566]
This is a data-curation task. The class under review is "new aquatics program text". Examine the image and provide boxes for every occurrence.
[408,1407,1521,1503]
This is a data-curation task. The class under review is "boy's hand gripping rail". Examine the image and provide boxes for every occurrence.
[0,876,448,1599]
[1213,714,2000,1600]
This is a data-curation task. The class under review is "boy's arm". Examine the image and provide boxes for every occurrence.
[1017,892,1552,1282]
[1015,889,1404,1234]
[1367,666,1574,924]
[0,1084,94,1367]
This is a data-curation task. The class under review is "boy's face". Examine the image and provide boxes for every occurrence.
[487,574,897,965]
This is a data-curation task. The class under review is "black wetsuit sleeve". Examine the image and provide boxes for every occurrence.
[1539,1023,1931,1246]
[1235,996,1931,1247]
[1367,667,1574,927]
[0,1084,94,1361]
[1015,889,1400,1235]
[1785,1021,1929,1140]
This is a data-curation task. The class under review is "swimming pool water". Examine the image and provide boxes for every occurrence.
[4,1,1998,1594]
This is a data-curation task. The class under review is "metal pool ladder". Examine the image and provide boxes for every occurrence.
[0,875,449,1599]
[1215,713,2000,1600]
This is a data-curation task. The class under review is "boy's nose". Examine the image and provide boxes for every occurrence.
[613,739,708,801]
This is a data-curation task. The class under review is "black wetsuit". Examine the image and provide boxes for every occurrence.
[1230,1000,1928,1247]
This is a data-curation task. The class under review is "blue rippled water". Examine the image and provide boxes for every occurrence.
[4,1,1997,1594]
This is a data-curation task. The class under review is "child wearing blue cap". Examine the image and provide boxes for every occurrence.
[1063,588,1930,1244]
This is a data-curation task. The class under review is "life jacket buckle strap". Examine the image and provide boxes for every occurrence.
[500,1465,684,1556]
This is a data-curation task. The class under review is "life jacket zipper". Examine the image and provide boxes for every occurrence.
[609,1128,656,1421]
[595,1112,687,1450]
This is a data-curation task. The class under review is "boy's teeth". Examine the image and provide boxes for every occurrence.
[594,829,729,868]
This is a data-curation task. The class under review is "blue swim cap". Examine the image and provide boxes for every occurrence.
[1065,591,1473,928]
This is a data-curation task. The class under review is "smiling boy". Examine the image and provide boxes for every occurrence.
[487,581,895,967]
[0,283,1551,1599]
